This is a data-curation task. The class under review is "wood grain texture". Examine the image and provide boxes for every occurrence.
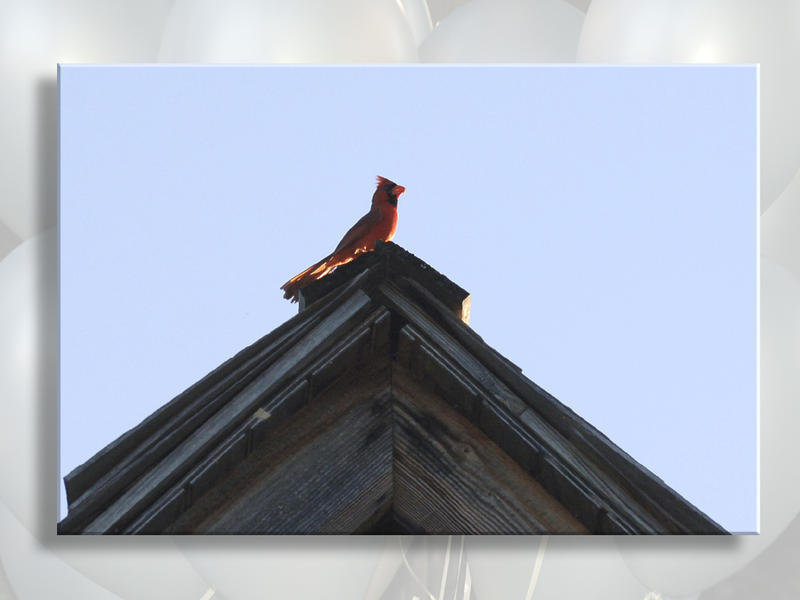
[64,265,377,510]
[166,357,394,534]
[390,304,717,533]
[60,242,725,535]
[79,291,375,533]
[125,307,393,534]
[382,275,725,532]
[300,240,471,323]
[391,363,588,534]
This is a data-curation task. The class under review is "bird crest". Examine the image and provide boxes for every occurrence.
[376,175,397,189]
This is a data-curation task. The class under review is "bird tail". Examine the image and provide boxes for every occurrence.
[280,253,335,302]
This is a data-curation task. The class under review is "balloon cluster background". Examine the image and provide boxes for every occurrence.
[1,0,798,598]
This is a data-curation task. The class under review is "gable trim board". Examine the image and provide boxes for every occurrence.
[58,242,727,534]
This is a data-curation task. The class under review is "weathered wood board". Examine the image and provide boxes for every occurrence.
[166,359,394,534]
[391,363,588,534]
[59,241,726,535]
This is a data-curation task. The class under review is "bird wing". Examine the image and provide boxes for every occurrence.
[332,210,376,255]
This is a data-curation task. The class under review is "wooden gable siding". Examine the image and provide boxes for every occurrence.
[58,242,727,535]
[165,356,395,534]
[155,355,586,535]
[392,363,588,534]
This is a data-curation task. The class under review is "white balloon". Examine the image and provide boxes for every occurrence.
[564,0,592,13]
[0,501,120,600]
[425,0,472,26]
[0,230,58,535]
[762,167,800,282]
[759,258,800,534]
[466,537,646,600]
[0,230,217,599]
[177,538,385,600]
[419,0,585,62]
[465,537,546,599]
[362,538,404,600]
[52,541,214,600]
[616,257,800,597]
[533,538,647,599]
[158,0,418,62]
[0,556,13,598]
[398,0,435,46]
[0,218,22,262]
[576,0,800,211]
[0,0,174,241]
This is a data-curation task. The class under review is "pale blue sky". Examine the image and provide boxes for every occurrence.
[59,65,757,532]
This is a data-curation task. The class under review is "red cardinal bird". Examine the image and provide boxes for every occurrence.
[281,176,406,302]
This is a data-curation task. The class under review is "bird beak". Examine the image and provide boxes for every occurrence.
[393,185,406,197]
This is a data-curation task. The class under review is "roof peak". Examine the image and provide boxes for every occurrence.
[298,241,471,325]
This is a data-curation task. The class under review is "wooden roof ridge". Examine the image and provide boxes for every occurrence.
[379,274,725,533]
[59,267,381,533]
[300,240,471,324]
[62,265,374,507]
[58,242,727,534]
